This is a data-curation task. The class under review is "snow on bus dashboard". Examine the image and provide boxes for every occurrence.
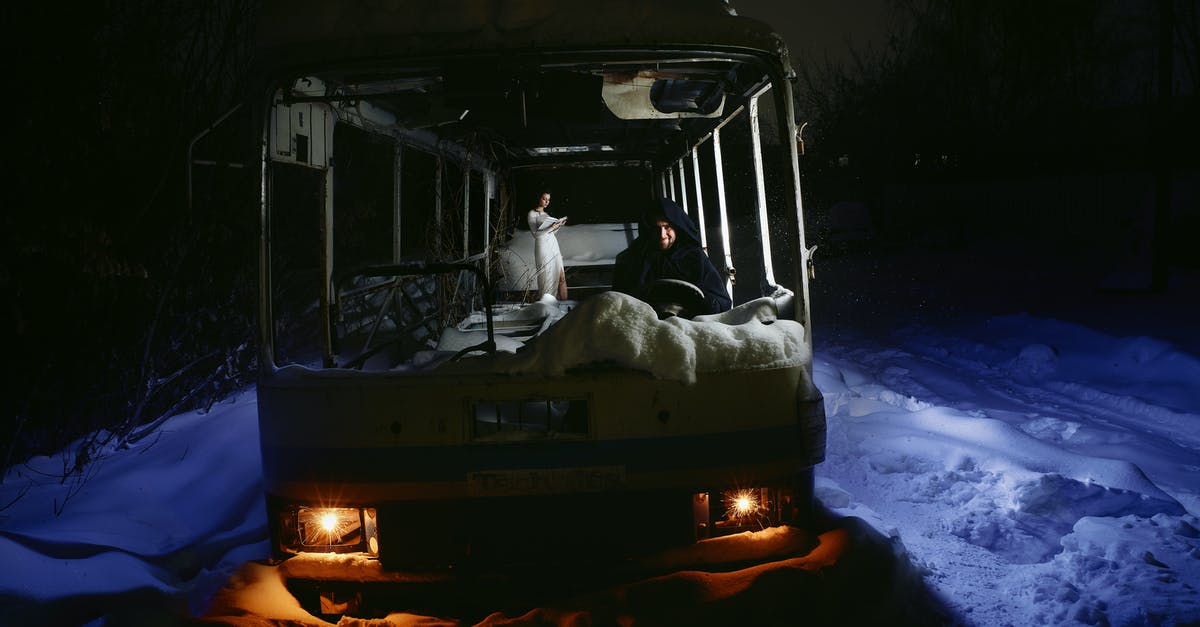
[274,291,810,386]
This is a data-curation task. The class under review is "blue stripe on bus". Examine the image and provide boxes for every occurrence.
[261,426,812,483]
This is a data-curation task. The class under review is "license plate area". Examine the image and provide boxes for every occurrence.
[467,465,625,496]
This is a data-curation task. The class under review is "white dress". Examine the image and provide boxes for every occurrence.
[527,209,564,298]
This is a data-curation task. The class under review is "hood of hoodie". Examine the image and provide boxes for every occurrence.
[640,197,702,248]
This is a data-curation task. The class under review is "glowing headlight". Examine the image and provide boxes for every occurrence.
[298,507,359,546]
[696,483,805,539]
[724,489,762,520]
[280,506,379,555]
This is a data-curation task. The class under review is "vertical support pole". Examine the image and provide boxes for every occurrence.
[320,135,336,367]
[676,160,689,215]
[784,89,816,345]
[258,108,274,367]
[462,158,471,260]
[666,167,677,201]
[484,169,494,275]
[749,93,776,287]
[434,156,444,257]
[712,128,734,300]
[393,142,403,262]
[690,146,708,248]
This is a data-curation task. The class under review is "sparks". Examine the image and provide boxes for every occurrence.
[298,508,361,546]
[724,489,760,520]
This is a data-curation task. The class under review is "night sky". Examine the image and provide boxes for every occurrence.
[733,0,892,67]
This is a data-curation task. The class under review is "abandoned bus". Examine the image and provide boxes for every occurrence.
[252,0,825,576]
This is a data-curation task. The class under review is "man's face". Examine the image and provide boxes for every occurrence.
[654,219,676,250]
[539,193,551,209]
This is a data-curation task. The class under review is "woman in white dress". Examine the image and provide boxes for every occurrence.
[526,191,567,300]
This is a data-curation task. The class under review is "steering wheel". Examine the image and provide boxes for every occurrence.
[645,279,706,320]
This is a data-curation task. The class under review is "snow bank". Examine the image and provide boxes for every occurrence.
[813,309,1200,625]
[202,561,330,625]
[202,517,947,626]
[0,393,269,617]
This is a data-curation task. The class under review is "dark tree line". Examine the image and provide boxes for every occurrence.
[799,0,1198,173]
[795,0,1198,264]
[4,2,258,486]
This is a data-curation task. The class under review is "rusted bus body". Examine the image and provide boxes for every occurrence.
[252,0,825,573]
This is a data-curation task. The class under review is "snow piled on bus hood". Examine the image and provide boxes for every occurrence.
[495,291,809,384]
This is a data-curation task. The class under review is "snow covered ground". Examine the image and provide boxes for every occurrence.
[1,247,1198,626]
[814,317,1199,625]
[808,246,1200,626]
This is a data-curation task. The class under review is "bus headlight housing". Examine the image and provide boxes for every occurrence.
[694,484,803,538]
[278,506,379,555]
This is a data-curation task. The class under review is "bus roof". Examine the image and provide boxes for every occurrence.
[255,0,792,75]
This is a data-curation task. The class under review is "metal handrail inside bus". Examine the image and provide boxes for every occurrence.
[331,262,496,367]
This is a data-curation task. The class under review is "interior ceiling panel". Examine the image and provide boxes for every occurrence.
[315,59,764,166]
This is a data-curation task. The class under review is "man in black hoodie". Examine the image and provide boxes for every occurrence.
[611,197,732,317]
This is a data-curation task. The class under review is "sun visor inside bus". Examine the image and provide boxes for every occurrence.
[601,71,725,120]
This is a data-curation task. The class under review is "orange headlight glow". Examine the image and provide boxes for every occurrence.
[285,506,379,554]
[724,489,761,520]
